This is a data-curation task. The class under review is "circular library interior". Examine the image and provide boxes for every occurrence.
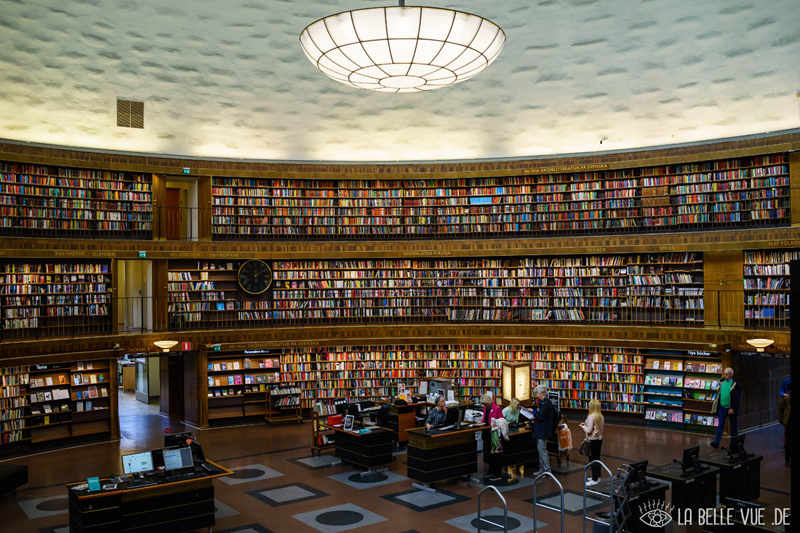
[0,1,797,532]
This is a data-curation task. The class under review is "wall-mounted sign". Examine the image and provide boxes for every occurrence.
[182,168,191,174]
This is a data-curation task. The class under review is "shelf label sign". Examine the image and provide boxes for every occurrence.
[138,251,147,258]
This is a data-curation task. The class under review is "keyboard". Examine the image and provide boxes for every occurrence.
[437,425,455,431]
[128,480,157,488]
[165,472,197,482]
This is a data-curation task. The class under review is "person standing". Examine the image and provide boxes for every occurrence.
[480,393,504,481]
[532,385,554,475]
[779,376,791,397]
[777,383,791,467]
[710,367,741,448]
[579,398,605,486]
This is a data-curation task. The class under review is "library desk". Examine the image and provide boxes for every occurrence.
[648,463,720,531]
[699,452,763,502]
[325,425,393,470]
[66,460,233,533]
[592,477,669,533]
[384,402,432,444]
[407,425,487,485]
[482,426,538,469]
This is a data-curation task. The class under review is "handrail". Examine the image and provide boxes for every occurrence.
[583,460,615,533]
[477,485,508,533]
[532,471,564,532]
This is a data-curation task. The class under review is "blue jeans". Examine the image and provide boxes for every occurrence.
[713,405,738,444]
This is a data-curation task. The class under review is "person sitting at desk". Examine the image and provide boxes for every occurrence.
[425,395,448,430]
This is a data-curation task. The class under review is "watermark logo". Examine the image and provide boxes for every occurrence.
[639,501,674,528]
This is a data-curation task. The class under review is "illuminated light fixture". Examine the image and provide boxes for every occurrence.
[501,361,531,406]
[154,340,179,353]
[746,338,774,352]
[299,1,505,93]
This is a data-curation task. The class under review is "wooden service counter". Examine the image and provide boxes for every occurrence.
[407,425,487,484]
[482,425,538,469]
[67,460,233,533]
[325,425,393,469]
[647,462,720,531]
[383,402,432,444]
[699,452,763,502]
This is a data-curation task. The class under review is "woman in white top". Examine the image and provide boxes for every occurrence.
[579,398,605,485]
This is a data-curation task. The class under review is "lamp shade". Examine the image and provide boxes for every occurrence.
[300,6,505,93]
[501,361,531,406]
[746,338,774,352]
[154,340,179,352]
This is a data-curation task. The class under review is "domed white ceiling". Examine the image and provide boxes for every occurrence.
[0,0,798,162]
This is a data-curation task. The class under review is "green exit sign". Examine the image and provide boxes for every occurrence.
[213,345,221,351]
[138,251,146,258]
[182,168,191,174]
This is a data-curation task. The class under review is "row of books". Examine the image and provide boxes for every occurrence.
[684,379,721,390]
[645,376,683,387]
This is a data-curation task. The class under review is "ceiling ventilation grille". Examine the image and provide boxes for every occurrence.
[116,99,144,129]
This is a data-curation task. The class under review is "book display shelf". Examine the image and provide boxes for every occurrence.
[0,260,113,340]
[265,385,302,425]
[206,350,281,425]
[0,361,113,457]
[744,250,799,328]
[0,161,152,238]
[310,399,350,455]
[168,260,271,330]
[642,352,723,432]
[211,154,788,240]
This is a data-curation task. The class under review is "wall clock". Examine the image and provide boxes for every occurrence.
[237,260,273,295]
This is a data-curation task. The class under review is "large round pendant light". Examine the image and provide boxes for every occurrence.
[299,3,505,93]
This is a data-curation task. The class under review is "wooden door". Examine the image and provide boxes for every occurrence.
[165,188,181,240]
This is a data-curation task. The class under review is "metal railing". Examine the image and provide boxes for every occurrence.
[532,471,565,533]
[583,460,616,533]
[477,485,508,533]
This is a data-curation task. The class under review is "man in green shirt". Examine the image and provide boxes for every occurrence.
[711,367,741,448]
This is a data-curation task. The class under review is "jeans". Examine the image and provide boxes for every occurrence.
[536,438,551,472]
[713,405,738,444]
[589,439,603,480]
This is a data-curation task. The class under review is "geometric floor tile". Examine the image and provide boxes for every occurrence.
[328,469,408,490]
[292,503,388,533]
[18,496,69,520]
[381,488,469,512]
[550,460,588,475]
[444,506,544,533]
[467,474,537,494]
[214,499,241,519]
[216,525,276,533]
[248,483,329,507]
[289,455,341,470]
[217,464,285,485]
[524,489,606,516]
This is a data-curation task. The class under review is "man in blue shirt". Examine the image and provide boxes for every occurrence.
[779,376,791,397]
[710,367,741,448]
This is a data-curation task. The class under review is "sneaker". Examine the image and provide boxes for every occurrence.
[710,441,720,449]
[586,479,599,487]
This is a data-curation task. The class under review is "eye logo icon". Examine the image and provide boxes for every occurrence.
[639,500,674,528]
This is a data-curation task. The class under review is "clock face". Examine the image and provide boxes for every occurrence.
[237,260,273,295]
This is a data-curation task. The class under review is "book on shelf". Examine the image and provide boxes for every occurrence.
[101,388,108,397]
[76,402,84,412]
[88,386,98,399]
[213,363,221,371]
[652,361,660,369]
[45,377,53,386]
[77,362,84,371]
[663,361,671,370]
[85,401,93,410]
[43,404,52,413]
[73,375,83,386]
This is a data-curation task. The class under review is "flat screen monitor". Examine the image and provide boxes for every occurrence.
[681,445,701,475]
[628,459,649,491]
[444,406,459,426]
[727,435,750,461]
[162,447,194,471]
[164,432,193,448]
[122,451,154,475]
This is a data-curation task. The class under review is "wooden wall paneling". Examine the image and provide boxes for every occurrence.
[111,259,120,334]
[703,251,745,328]
[152,173,167,240]
[181,350,205,427]
[198,176,212,241]
[152,259,169,331]
[109,357,120,440]
[732,353,790,431]
[790,152,800,226]
[704,253,723,327]
[159,354,170,416]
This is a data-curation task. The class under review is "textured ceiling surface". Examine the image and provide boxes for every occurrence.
[0,0,798,162]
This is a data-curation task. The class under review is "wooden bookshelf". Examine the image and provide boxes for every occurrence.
[211,154,788,240]
[0,260,113,340]
[743,250,797,328]
[69,360,112,438]
[0,365,30,447]
[0,161,152,238]
[265,385,302,425]
[168,259,271,330]
[205,350,280,425]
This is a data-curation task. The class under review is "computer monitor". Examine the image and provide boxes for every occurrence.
[122,451,154,475]
[724,497,762,522]
[343,414,355,431]
[164,432,193,448]
[726,435,750,461]
[678,445,703,475]
[162,447,194,471]
[335,402,349,416]
[627,460,650,492]
[443,406,459,426]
